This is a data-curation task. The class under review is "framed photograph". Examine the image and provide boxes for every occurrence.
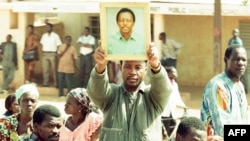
[100,2,150,60]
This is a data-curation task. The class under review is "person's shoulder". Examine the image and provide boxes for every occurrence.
[52,31,60,36]
[204,72,229,90]
[89,34,95,38]
[0,115,18,129]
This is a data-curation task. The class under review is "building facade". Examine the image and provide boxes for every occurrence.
[1,0,250,92]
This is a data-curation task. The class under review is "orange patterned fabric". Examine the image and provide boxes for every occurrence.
[216,87,229,110]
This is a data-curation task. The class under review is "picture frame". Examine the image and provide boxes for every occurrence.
[100,2,150,60]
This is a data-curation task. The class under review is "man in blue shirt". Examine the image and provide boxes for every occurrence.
[228,28,243,46]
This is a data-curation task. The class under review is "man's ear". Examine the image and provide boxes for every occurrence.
[224,57,227,64]
[33,123,39,132]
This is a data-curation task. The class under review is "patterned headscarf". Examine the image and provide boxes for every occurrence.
[68,88,90,107]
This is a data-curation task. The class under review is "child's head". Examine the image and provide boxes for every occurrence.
[5,93,20,115]
[165,66,178,80]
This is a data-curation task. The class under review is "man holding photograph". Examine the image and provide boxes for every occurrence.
[107,7,145,55]
[87,41,172,141]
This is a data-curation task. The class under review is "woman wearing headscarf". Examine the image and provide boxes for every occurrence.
[59,88,103,141]
[0,83,39,140]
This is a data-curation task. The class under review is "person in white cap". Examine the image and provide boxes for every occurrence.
[0,83,39,140]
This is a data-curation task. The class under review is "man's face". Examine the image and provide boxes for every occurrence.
[46,25,52,32]
[121,61,147,91]
[64,37,71,46]
[158,35,164,41]
[117,12,135,35]
[225,47,247,79]
[6,35,11,42]
[19,93,38,115]
[35,115,62,141]
[83,29,89,36]
[27,27,33,34]
[176,128,207,141]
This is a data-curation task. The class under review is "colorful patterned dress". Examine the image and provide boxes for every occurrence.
[0,114,32,141]
[201,72,248,136]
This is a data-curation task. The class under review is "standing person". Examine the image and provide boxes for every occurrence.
[228,28,243,46]
[40,23,62,87]
[1,93,20,118]
[57,35,77,97]
[23,24,40,84]
[0,34,18,94]
[159,32,183,68]
[19,104,62,141]
[77,27,95,88]
[201,44,248,137]
[87,42,173,141]
[228,28,247,93]
[59,88,103,141]
[0,83,39,140]
[162,66,187,138]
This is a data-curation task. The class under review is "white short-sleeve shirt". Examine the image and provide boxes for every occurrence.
[40,32,62,52]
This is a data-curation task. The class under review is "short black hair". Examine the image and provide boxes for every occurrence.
[33,104,61,125]
[84,27,90,32]
[27,24,34,29]
[116,8,135,22]
[7,34,12,38]
[5,93,16,112]
[225,44,244,59]
[176,117,206,137]
[46,23,53,29]
[65,35,72,40]
[159,32,166,38]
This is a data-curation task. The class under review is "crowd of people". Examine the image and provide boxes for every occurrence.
[0,10,247,140]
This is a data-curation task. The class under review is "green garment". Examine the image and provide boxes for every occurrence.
[87,65,172,141]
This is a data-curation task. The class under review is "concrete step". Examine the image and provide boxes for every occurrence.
[37,86,58,96]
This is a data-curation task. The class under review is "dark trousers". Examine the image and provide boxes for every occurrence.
[79,53,93,88]
[58,72,73,96]
[161,58,177,68]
